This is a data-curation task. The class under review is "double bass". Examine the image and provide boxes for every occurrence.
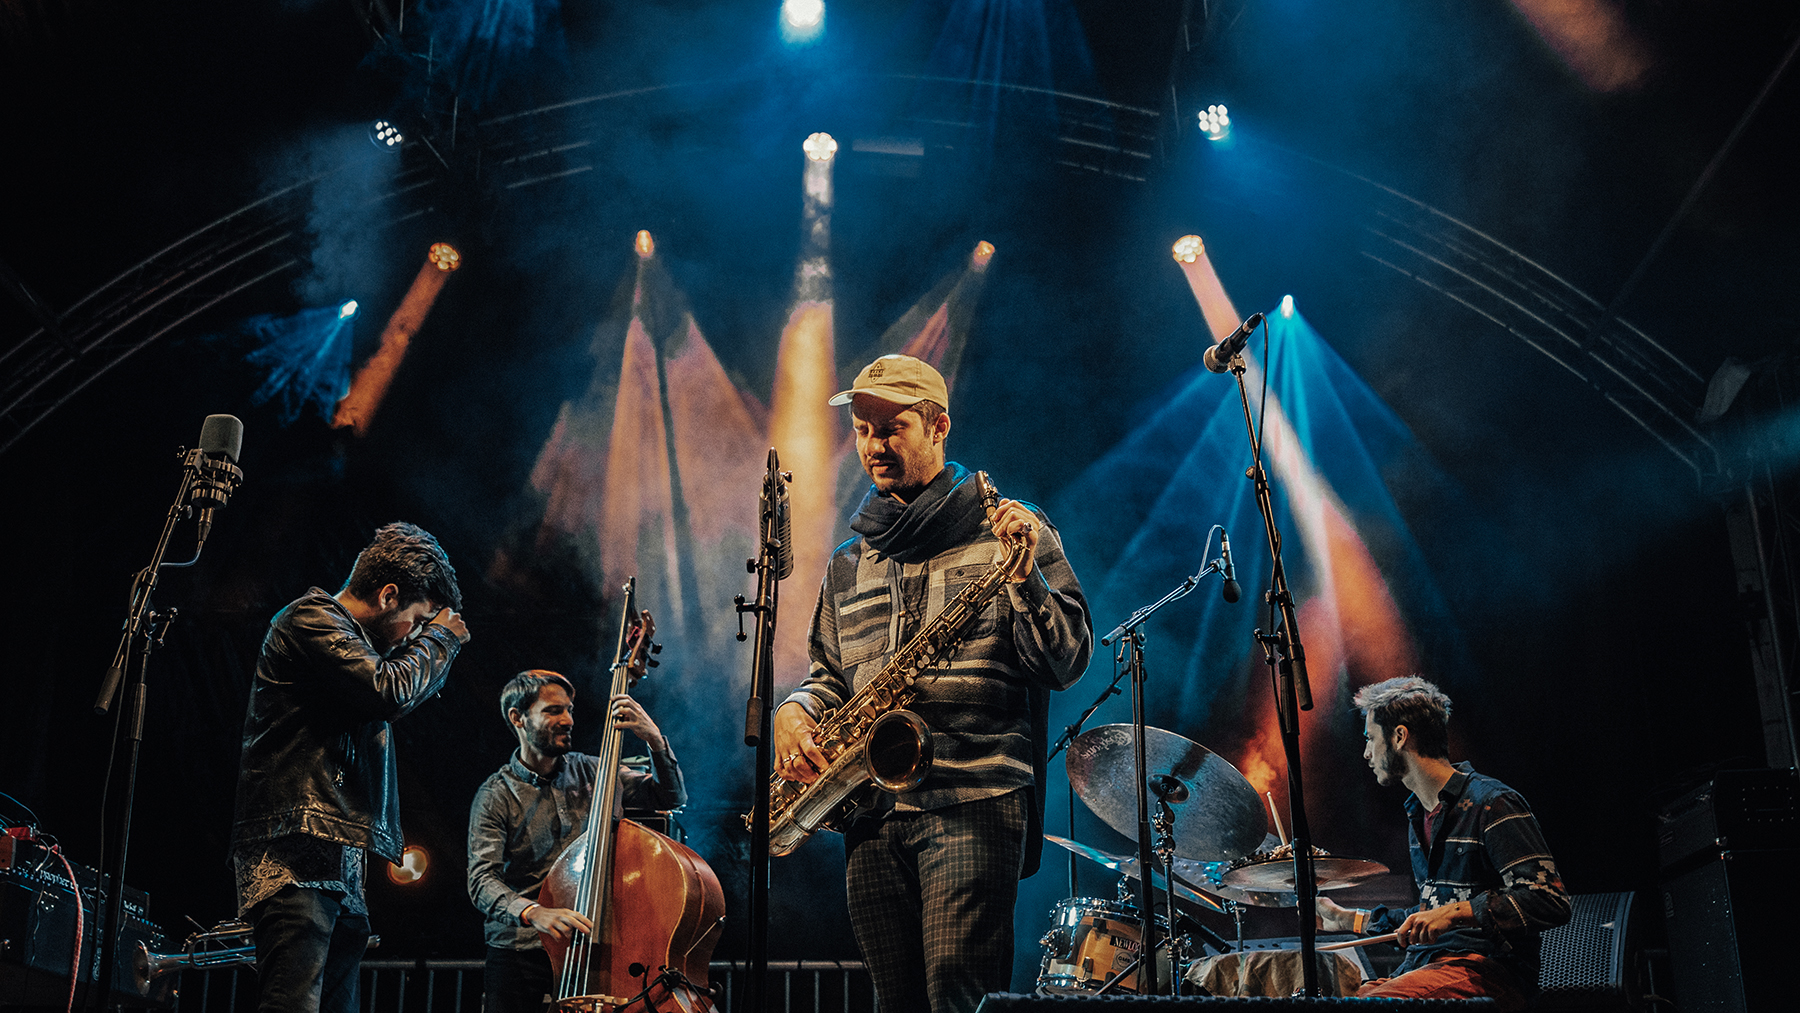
[538,582,726,1012]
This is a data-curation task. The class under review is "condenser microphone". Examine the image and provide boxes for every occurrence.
[1219,529,1241,604]
[763,448,794,580]
[1203,313,1265,374]
[191,414,244,549]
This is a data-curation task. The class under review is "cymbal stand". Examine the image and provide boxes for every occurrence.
[1151,794,1183,996]
[1224,333,1320,996]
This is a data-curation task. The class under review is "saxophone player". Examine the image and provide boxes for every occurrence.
[772,354,1093,1013]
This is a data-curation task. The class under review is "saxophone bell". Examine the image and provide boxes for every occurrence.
[865,709,933,793]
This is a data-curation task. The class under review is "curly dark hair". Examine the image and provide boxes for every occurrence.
[1353,676,1453,760]
[499,669,575,723]
[340,522,462,611]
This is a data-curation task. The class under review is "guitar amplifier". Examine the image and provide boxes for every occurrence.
[0,836,173,1008]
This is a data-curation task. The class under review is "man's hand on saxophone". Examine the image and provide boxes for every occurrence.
[773,701,827,783]
[988,498,1040,583]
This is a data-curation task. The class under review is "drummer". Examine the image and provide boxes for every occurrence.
[1316,677,1569,1010]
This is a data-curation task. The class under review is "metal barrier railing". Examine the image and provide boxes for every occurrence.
[172,958,876,1013]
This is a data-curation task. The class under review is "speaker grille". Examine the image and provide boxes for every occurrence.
[1537,891,1632,1006]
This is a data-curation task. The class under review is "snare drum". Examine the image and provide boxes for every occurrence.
[1035,897,1173,995]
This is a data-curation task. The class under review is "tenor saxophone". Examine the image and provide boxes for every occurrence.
[757,471,1033,856]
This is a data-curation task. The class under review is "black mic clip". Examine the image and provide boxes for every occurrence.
[184,447,244,515]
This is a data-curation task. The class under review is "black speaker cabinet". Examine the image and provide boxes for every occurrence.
[977,996,1498,1010]
[1537,891,1641,1011]
[1661,848,1799,1013]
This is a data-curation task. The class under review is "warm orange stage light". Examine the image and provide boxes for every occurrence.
[971,241,995,271]
[429,242,461,272]
[635,230,655,259]
[331,246,459,436]
[386,845,429,885]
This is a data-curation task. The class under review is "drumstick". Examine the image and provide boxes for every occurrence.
[1265,791,1288,846]
[1316,932,1399,951]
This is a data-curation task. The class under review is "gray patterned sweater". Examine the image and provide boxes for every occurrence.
[786,463,1092,872]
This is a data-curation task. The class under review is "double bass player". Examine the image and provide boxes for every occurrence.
[466,613,688,1013]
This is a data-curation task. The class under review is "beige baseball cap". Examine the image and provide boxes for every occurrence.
[828,354,950,410]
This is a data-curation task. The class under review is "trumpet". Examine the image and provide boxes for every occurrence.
[133,920,380,994]
[132,921,255,995]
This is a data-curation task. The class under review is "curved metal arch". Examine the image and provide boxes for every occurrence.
[1248,142,1716,483]
[0,167,443,455]
[1,72,1165,457]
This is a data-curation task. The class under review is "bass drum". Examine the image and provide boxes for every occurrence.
[1035,897,1172,995]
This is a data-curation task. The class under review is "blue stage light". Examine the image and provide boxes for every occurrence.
[1197,104,1230,141]
[369,120,404,151]
[1280,295,1294,318]
[782,0,824,42]
[339,300,359,319]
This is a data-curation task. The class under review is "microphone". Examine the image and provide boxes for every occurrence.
[762,448,794,580]
[190,415,244,550]
[1203,312,1265,374]
[1219,529,1241,604]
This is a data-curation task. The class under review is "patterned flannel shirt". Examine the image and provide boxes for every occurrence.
[466,746,685,950]
[1368,762,1571,981]
[787,498,1091,815]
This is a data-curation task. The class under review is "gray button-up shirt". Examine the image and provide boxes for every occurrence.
[466,746,685,950]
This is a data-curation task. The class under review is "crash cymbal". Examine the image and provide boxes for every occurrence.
[1219,854,1389,892]
[1065,724,1266,862]
[1042,835,1228,914]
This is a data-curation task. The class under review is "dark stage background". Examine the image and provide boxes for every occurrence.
[2,0,1794,990]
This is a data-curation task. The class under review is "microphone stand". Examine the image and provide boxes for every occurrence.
[734,450,790,1013]
[1098,553,1225,995]
[1045,668,1126,898]
[1224,346,1320,996]
[88,445,235,1010]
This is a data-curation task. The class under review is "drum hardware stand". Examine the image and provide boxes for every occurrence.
[734,449,791,1013]
[1223,329,1321,996]
[1046,664,1128,898]
[1096,546,1227,996]
[1150,790,1184,996]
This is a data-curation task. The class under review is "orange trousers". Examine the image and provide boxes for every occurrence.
[1355,953,1529,1011]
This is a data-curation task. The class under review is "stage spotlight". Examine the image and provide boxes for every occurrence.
[1172,235,1205,263]
[428,242,462,272]
[1197,104,1230,141]
[782,0,825,41]
[339,300,359,319]
[971,241,995,271]
[370,120,404,151]
[635,230,655,259]
[1280,294,1294,318]
[803,132,838,162]
[386,845,429,885]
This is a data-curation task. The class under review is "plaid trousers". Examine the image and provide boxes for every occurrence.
[844,790,1027,1013]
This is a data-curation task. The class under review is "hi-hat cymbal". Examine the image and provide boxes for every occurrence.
[1042,834,1228,914]
[1065,724,1266,863]
[1219,854,1389,892]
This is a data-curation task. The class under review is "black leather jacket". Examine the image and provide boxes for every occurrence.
[230,588,462,864]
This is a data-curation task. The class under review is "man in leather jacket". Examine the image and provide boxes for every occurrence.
[230,522,471,1013]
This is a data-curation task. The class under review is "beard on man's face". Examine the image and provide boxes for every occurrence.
[528,719,573,757]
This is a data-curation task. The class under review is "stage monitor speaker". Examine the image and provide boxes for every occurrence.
[978,996,1498,1011]
[1536,891,1641,1011]
[1661,847,1798,1013]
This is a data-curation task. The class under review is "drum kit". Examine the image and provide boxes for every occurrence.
[1034,723,1389,996]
